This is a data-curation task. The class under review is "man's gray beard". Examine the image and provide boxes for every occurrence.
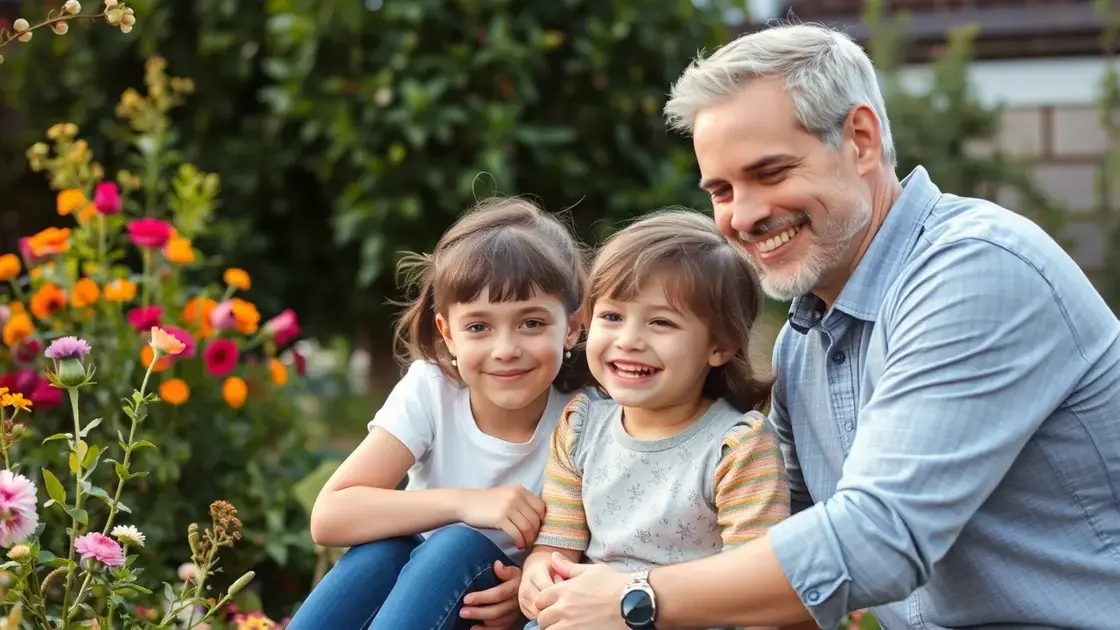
[749,198,872,303]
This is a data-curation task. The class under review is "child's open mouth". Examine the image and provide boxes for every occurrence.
[608,360,661,381]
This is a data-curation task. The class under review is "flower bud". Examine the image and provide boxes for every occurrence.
[120,24,132,34]
[106,8,120,24]
[103,0,118,7]
[7,545,30,561]
[51,22,69,35]
[54,358,89,388]
[13,19,32,42]
[63,0,82,15]
[121,12,135,27]
[226,571,255,598]
[187,522,200,557]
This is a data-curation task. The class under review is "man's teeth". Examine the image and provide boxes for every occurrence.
[614,363,656,378]
[755,226,800,253]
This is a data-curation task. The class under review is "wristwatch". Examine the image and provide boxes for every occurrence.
[620,569,658,629]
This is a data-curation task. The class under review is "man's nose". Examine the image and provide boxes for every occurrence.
[727,198,772,235]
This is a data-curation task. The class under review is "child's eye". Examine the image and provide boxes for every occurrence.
[522,319,546,329]
[650,318,675,328]
[598,312,622,322]
[465,323,488,334]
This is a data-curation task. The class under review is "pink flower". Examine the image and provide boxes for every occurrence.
[208,300,236,331]
[13,338,41,364]
[17,238,46,267]
[0,469,39,547]
[127,218,174,249]
[161,326,196,358]
[93,182,121,215]
[44,336,92,360]
[0,305,8,327]
[203,339,239,376]
[127,306,164,333]
[264,309,300,347]
[74,532,125,567]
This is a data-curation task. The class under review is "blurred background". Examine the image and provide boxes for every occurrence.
[0,0,1117,624]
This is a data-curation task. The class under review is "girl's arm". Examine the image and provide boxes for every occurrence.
[309,428,467,547]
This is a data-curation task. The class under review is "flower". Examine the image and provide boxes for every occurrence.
[93,182,121,215]
[222,376,248,409]
[268,359,287,386]
[12,337,41,364]
[223,268,250,291]
[158,379,189,405]
[127,306,163,332]
[0,389,32,412]
[70,277,100,308]
[29,283,67,321]
[104,278,137,302]
[177,562,200,583]
[230,299,260,335]
[44,336,92,360]
[181,297,217,338]
[25,227,72,257]
[126,218,174,249]
[0,306,8,327]
[203,339,239,376]
[56,189,87,216]
[7,544,30,561]
[163,236,194,264]
[1,311,32,347]
[264,309,300,347]
[209,300,235,331]
[73,532,125,567]
[139,345,171,373]
[150,326,186,356]
[0,470,39,548]
[0,255,20,282]
[110,524,146,547]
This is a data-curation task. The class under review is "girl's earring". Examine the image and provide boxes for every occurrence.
[564,350,571,359]
[451,357,458,367]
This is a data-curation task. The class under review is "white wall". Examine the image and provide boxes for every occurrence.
[898,56,1110,108]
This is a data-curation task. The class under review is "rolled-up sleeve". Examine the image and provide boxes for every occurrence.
[768,238,1089,629]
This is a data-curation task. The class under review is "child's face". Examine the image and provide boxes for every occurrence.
[437,287,579,414]
[586,276,732,411]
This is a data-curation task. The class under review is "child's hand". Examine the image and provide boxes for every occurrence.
[460,560,524,629]
[458,485,546,549]
[518,556,561,620]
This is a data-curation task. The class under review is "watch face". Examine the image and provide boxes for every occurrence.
[621,589,655,626]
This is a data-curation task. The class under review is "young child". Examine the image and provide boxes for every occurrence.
[288,198,594,630]
[518,209,791,630]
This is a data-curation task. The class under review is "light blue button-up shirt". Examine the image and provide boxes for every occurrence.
[766,166,1120,629]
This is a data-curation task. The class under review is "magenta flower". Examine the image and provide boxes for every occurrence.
[127,218,174,249]
[74,532,125,568]
[162,326,196,358]
[0,470,39,547]
[127,306,164,333]
[264,309,301,347]
[203,339,239,376]
[208,300,236,331]
[44,336,92,360]
[93,182,121,215]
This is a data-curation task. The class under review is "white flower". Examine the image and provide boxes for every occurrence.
[63,0,82,15]
[110,524,145,547]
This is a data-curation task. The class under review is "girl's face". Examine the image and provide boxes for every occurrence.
[437,287,581,419]
[586,275,734,411]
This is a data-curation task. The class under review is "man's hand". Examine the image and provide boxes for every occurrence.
[459,561,525,629]
[534,553,629,630]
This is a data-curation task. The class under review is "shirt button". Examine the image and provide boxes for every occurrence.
[845,421,854,431]
[806,589,820,603]
[831,351,846,364]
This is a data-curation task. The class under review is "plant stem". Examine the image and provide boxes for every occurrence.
[0,409,10,470]
[101,358,156,537]
[0,13,109,50]
[141,247,151,307]
[67,569,95,620]
[97,214,107,283]
[60,388,86,627]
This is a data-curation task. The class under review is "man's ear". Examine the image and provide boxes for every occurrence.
[435,313,457,357]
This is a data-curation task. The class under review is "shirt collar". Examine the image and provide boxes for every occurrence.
[787,166,942,334]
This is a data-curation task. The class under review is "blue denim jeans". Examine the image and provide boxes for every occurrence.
[287,524,519,630]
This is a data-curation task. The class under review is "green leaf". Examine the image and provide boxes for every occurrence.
[41,469,66,507]
[83,443,102,471]
[163,582,177,604]
[41,433,73,444]
[131,440,157,451]
[67,507,89,525]
[78,417,103,438]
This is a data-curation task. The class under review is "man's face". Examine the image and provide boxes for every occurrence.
[693,78,873,302]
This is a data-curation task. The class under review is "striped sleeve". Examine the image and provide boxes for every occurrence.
[713,420,791,549]
[534,395,590,551]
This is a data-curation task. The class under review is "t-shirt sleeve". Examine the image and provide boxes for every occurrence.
[713,415,791,549]
[367,360,441,463]
[534,394,591,551]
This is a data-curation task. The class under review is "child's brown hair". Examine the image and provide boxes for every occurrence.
[393,197,591,392]
[587,208,772,411]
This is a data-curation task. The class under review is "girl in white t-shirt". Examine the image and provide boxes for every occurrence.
[288,197,592,630]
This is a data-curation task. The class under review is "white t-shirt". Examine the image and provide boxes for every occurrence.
[368,360,584,563]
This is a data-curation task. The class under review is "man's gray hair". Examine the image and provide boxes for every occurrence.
[664,23,897,167]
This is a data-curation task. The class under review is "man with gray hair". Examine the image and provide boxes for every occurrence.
[531,22,1120,630]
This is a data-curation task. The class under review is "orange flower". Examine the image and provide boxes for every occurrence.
[30,283,67,320]
[26,227,71,257]
[159,378,190,405]
[0,389,32,411]
[140,345,172,373]
[56,189,86,216]
[180,297,217,338]
[163,236,195,265]
[230,299,260,335]
[0,254,21,282]
[222,376,247,409]
[70,278,100,308]
[76,204,97,224]
[223,268,250,291]
[268,358,288,386]
[150,326,187,356]
[104,278,137,302]
[1,310,33,346]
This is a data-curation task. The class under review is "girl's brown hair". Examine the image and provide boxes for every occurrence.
[587,208,772,412]
[393,197,591,392]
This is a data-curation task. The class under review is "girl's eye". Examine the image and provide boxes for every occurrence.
[522,319,546,329]
[598,312,622,322]
[651,319,674,328]
[466,323,488,334]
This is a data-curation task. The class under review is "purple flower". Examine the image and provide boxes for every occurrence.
[43,336,92,360]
